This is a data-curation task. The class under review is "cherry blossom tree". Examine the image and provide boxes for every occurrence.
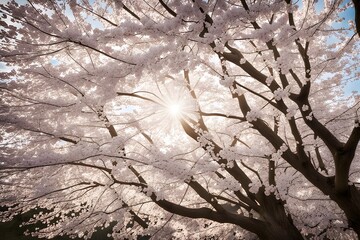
[1,0,360,239]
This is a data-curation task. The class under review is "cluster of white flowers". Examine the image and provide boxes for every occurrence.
[274,86,290,101]
[213,39,225,53]
[271,143,288,162]
[248,182,261,194]
[286,105,298,119]
[144,187,154,198]
[302,104,309,111]
[219,148,238,162]
[230,86,244,96]
[152,158,193,182]
[306,112,313,121]
[197,130,213,147]
[220,75,234,88]
[246,110,261,122]
[265,76,274,86]
[226,160,235,168]
[264,184,277,196]
[215,177,242,192]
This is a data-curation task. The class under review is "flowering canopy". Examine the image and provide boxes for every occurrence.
[1,0,360,239]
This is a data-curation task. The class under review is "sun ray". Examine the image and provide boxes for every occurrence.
[168,102,182,117]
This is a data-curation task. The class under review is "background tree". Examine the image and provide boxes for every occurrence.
[1,0,360,239]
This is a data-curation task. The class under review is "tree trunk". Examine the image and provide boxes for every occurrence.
[300,163,360,238]
[255,191,304,240]
[330,186,360,237]
[259,224,304,240]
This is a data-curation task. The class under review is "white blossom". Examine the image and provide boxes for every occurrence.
[246,110,261,122]
[239,58,247,64]
[286,105,298,119]
[302,104,309,111]
[265,76,274,86]
[274,86,290,101]
[306,112,314,121]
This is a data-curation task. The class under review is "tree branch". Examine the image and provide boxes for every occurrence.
[159,0,177,17]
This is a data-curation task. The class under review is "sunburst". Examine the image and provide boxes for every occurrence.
[168,102,183,117]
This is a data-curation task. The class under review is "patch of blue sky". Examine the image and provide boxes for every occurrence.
[83,13,104,29]
[0,62,17,83]
[83,0,110,29]
[50,58,60,66]
[64,2,75,22]
[0,62,10,71]
[313,0,354,35]
[313,0,359,95]
[337,1,360,95]
[0,0,27,5]
[345,80,360,95]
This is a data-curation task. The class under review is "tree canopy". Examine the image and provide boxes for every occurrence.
[1,0,360,239]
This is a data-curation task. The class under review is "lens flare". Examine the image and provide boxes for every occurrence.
[168,102,182,117]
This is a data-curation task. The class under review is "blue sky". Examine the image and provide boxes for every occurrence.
[340,6,360,96]
[313,0,359,95]
[339,5,360,95]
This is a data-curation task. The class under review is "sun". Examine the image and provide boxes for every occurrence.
[134,80,198,132]
[168,102,183,117]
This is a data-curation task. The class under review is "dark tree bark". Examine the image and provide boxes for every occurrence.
[354,0,360,37]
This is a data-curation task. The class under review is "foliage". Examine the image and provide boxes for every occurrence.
[1,0,360,239]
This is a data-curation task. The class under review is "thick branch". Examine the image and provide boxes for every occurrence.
[153,195,264,234]
[353,0,360,37]
[179,118,256,200]
[159,0,177,17]
[187,178,226,213]
[129,163,265,234]
[344,124,360,154]
[334,124,360,193]
[294,98,343,154]
[122,4,141,20]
